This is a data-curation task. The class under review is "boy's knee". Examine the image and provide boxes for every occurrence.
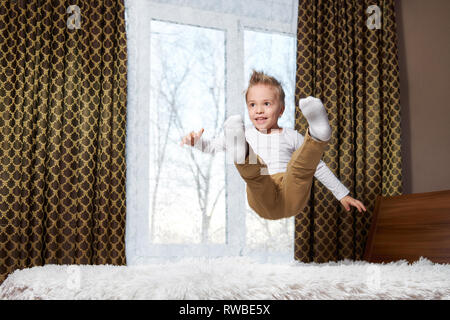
[283,195,309,217]
[249,202,273,220]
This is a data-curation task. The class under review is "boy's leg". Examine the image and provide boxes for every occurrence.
[234,144,280,220]
[279,128,329,218]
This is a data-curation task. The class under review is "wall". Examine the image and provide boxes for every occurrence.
[395,0,450,194]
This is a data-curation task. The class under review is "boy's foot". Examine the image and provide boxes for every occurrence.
[299,96,332,142]
[224,114,249,164]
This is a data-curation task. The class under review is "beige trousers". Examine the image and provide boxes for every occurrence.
[234,128,329,220]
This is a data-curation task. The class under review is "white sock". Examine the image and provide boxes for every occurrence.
[299,96,332,142]
[224,115,248,164]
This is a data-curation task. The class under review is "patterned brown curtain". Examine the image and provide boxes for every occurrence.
[294,0,402,262]
[0,0,127,284]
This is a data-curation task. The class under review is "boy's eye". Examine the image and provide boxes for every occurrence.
[248,102,270,107]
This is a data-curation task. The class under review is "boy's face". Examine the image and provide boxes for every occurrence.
[246,84,284,133]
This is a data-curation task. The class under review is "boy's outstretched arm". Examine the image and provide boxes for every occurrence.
[314,160,367,213]
[294,131,366,213]
[180,128,226,154]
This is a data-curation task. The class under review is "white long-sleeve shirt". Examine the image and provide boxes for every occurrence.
[193,125,350,201]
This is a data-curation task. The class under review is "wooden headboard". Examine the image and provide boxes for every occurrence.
[363,189,450,264]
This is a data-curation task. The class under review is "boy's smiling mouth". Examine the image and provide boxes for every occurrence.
[255,117,267,122]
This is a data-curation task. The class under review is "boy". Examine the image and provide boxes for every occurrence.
[181,70,366,220]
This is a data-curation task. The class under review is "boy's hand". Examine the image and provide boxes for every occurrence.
[340,195,367,213]
[180,128,204,147]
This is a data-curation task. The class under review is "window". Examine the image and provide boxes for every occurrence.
[149,20,226,245]
[125,0,299,264]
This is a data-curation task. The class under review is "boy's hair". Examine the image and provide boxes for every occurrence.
[244,70,285,108]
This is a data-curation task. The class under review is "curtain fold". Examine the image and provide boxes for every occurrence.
[294,0,402,262]
[0,0,127,284]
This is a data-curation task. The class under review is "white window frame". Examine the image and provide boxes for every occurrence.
[125,0,298,264]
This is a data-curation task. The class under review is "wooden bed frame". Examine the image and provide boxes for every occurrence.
[363,189,450,264]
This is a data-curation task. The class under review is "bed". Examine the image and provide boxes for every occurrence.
[1,190,450,300]
[0,256,449,300]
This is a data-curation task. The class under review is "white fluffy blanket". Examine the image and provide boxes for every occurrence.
[1,256,449,300]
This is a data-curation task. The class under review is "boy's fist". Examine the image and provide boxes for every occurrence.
[180,128,204,147]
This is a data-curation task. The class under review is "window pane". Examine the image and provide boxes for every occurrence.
[244,29,296,257]
[149,20,226,245]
